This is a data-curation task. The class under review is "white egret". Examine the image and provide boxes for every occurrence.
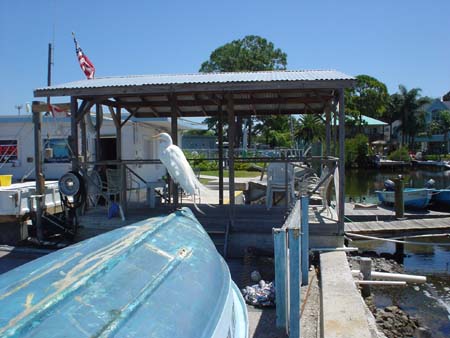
[154,133,211,213]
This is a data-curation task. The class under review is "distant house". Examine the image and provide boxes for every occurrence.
[182,135,217,150]
[338,115,389,141]
[414,98,450,153]
[420,99,450,124]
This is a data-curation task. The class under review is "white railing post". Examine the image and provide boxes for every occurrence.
[301,195,310,285]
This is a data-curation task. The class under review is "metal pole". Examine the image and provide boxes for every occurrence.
[32,103,44,241]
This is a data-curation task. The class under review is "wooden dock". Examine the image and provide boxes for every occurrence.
[345,217,450,237]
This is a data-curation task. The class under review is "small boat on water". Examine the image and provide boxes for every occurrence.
[431,189,450,207]
[412,160,450,170]
[0,208,248,338]
[375,188,432,209]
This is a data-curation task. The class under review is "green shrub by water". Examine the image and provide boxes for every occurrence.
[388,147,410,161]
[345,134,370,167]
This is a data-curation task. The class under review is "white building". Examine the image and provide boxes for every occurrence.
[0,114,193,182]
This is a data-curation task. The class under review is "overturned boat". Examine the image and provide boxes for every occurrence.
[0,208,248,338]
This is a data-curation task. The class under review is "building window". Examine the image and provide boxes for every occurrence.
[0,140,18,162]
[43,139,70,163]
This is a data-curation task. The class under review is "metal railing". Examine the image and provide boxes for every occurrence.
[272,196,309,338]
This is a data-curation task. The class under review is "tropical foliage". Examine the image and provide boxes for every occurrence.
[295,115,325,144]
[344,134,370,167]
[200,35,289,147]
[345,75,388,134]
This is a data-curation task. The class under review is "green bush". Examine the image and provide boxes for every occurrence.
[388,147,410,161]
[345,134,369,167]
[184,151,218,171]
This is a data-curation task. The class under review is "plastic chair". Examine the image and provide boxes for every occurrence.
[265,163,295,209]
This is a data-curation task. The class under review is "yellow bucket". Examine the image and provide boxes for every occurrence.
[0,175,13,186]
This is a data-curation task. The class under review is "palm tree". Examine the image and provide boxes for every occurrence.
[397,85,430,146]
[295,115,325,145]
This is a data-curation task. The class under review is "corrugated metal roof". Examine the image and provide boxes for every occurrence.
[35,70,354,92]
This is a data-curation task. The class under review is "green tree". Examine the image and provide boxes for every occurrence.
[199,35,288,147]
[384,93,402,140]
[396,85,431,146]
[345,75,389,133]
[200,35,287,72]
[295,115,325,145]
[438,111,450,153]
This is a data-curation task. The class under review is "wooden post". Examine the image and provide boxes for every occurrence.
[95,104,102,161]
[284,160,288,207]
[70,97,79,171]
[338,89,345,235]
[32,103,44,241]
[395,242,405,264]
[273,229,287,329]
[227,94,235,207]
[288,228,301,338]
[218,104,224,205]
[415,327,432,338]
[360,257,372,298]
[325,102,331,157]
[80,113,87,170]
[332,103,338,157]
[171,94,179,208]
[394,175,405,219]
[301,195,309,285]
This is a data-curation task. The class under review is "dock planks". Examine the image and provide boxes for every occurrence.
[345,217,450,237]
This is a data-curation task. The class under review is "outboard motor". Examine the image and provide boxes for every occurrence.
[384,179,395,191]
[425,179,435,189]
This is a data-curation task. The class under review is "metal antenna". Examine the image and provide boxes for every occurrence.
[14,104,23,116]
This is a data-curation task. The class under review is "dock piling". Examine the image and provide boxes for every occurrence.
[359,257,372,297]
[394,175,405,219]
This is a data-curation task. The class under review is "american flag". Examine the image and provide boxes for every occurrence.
[72,33,95,79]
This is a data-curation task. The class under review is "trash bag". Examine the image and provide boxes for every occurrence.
[241,280,276,307]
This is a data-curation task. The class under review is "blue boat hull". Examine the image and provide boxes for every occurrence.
[431,189,450,206]
[376,188,432,209]
[0,208,248,338]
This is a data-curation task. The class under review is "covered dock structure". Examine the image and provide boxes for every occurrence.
[32,70,354,249]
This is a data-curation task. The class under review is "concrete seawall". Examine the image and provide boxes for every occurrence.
[320,251,385,338]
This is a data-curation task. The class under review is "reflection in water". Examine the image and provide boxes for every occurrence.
[345,168,450,204]
[354,237,450,337]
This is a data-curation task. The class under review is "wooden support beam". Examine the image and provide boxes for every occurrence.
[170,93,179,208]
[227,94,236,208]
[95,104,102,161]
[325,101,331,157]
[338,89,345,235]
[70,97,79,171]
[115,107,127,215]
[218,104,224,205]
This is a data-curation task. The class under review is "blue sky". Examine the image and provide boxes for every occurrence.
[1,0,449,115]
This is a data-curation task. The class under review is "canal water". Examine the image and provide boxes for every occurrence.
[346,168,450,337]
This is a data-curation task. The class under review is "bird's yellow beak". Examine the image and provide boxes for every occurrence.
[152,133,162,139]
